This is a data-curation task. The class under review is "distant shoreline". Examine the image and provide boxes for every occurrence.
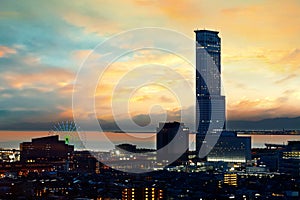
[0,130,300,135]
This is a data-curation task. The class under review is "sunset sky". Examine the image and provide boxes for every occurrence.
[1,0,300,131]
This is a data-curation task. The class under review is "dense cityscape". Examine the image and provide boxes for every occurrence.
[0,126,300,199]
[0,29,299,200]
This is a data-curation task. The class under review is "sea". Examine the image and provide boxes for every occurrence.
[0,131,299,151]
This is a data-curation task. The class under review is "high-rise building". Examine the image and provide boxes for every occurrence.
[156,122,189,163]
[206,131,251,163]
[195,30,226,153]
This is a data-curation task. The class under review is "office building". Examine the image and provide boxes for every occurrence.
[73,150,101,173]
[207,131,251,163]
[156,122,189,163]
[20,135,74,168]
[194,30,226,153]
[279,141,300,176]
[255,141,300,175]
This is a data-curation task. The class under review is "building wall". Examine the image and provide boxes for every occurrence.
[207,134,251,163]
[20,135,73,164]
[156,122,189,163]
[279,141,300,176]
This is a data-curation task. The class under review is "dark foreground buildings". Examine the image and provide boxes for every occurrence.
[122,187,163,200]
[254,141,300,176]
[12,135,99,173]
[19,135,73,172]
[20,135,73,164]
[156,122,189,163]
[207,131,251,163]
[280,141,300,176]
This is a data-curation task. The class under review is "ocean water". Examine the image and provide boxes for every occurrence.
[0,131,299,151]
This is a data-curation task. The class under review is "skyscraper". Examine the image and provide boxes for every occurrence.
[195,30,226,154]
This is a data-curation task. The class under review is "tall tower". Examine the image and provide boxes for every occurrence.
[195,30,226,153]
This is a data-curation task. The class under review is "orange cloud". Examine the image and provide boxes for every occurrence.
[276,49,300,72]
[130,95,151,103]
[63,11,122,35]
[154,0,203,26]
[85,48,194,123]
[0,46,16,58]
[221,6,259,15]
[72,49,94,62]
[57,107,74,119]
[58,84,74,94]
[219,1,300,42]
[227,94,300,121]
[3,68,74,92]
[160,95,175,103]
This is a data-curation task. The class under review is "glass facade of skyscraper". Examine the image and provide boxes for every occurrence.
[195,30,226,153]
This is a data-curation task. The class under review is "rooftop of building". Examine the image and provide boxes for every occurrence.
[31,135,59,143]
[194,29,219,34]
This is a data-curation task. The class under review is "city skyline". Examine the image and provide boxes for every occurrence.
[0,1,300,131]
[1,1,300,199]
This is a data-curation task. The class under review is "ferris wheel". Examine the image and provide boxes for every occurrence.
[50,121,85,149]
